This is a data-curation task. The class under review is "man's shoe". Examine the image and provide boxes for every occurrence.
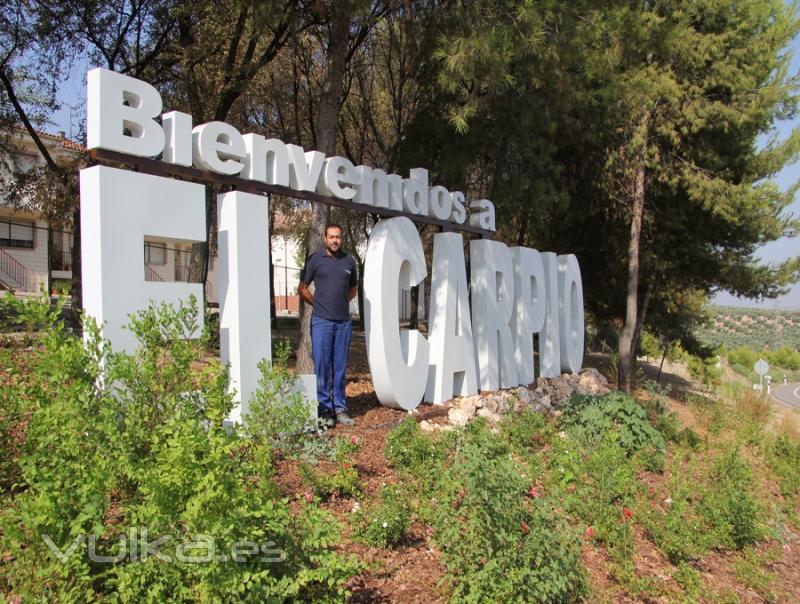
[335,410,355,426]
[318,410,335,429]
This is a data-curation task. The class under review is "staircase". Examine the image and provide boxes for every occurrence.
[0,249,28,291]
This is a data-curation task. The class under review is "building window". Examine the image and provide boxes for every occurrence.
[0,219,34,249]
[144,242,167,265]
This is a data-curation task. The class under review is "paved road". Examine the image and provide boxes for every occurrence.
[771,382,800,410]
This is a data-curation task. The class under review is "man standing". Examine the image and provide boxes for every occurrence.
[298,224,358,426]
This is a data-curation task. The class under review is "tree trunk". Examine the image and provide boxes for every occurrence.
[617,162,646,394]
[657,338,669,384]
[296,2,352,374]
[268,203,276,329]
[629,282,652,364]
[188,187,216,306]
[70,203,82,327]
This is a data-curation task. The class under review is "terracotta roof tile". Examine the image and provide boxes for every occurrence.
[12,125,86,152]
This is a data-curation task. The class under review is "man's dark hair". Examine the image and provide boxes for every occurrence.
[325,223,343,236]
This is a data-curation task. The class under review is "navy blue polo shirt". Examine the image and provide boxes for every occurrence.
[300,250,358,321]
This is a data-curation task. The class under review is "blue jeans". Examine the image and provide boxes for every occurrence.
[311,315,352,413]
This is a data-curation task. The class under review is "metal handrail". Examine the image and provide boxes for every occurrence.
[0,248,28,291]
[145,263,163,282]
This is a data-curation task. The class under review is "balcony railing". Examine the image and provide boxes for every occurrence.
[0,248,28,291]
[175,265,190,281]
[50,248,72,271]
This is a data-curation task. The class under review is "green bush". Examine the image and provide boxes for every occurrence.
[561,392,666,469]
[384,417,448,476]
[639,331,661,359]
[354,485,411,548]
[765,433,800,498]
[645,471,708,564]
[243,348,313,452]
[555,437,639,570]
[686,355,722,390]
[700,450,762,550]
[298,461,361,501]
[646,449,762,563]
[499,408,553,455]
[0,298,361,602]
[767,346,800,370]
[432,420,588,603]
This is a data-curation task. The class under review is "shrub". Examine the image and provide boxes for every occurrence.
[733,389,771,445]
[499,408,553,455]
[299,461,362,501]
[686,354,722,391]
[0,298,361,602]
[673,562,703,600]
[558,438,640,570]
[354,485,411,548]
[701,449,763,550]
[645,472,708,564]
[561,392,666,468]
[639,330,661,360]
[765,432,800,498]
[384,417,448,476]
[767,346,800,370]
[243,347,313,452]
[432,420,588,603]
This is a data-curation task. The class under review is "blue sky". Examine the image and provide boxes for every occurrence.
[48,36,800,311]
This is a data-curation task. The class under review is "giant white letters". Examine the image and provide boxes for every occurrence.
[539,252,562,378]
[511,247,547,385]
[87,68,497,229]
[80,166,205,353]
[87,68,165,157]
[82,68,589,421]
[425,232,478,404]
[470,240,518,390]
[217,191,271,421]
[363,218,430,410]
[558,254,585,373]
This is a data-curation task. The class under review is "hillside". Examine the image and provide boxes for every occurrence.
[696,306,800,351]
[2,297,800,603]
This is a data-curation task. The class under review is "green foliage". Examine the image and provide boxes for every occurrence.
[701,450,762,550]
[299,436,361,501]
[1,290,65,332]
[384,417,448,476]
[354,485,411,548]
[431,420,588,603]
[732,548,778,603]
[243,346,312,452]
[767,346,800,371]
[561,392,666,469]
[551,436,639,572]
[686,355,723,391]
[299,462,361,501]
[0,350,25,493]
[646,449,763,564]
[697,307,800,352]
[639,330,661,360]
[765,433,800,498]
[673,562,703,601]
[0,297,360,602]
[499,408,553,455]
